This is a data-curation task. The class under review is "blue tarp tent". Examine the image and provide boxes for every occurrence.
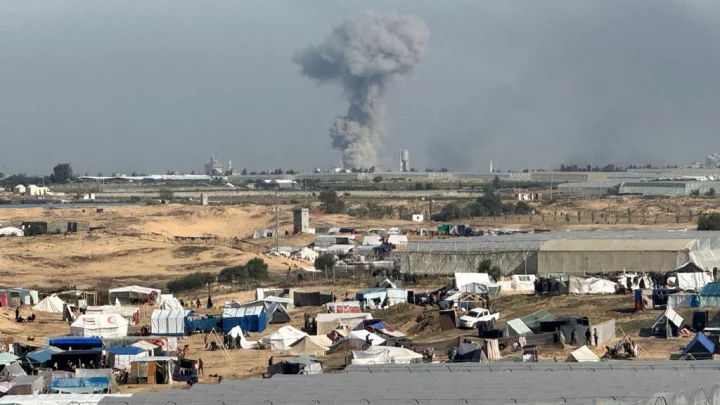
[222,305,266,333]
[23,346,63,366]
[50,376,110,393]
[48,337,103,350]
[186,314,222,332]
[683,333,715,359]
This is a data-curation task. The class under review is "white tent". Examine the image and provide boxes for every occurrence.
[0,227,23,237]
[289,335,332,357]
[347,330,385,346]
[455,273,492,290]
[566,345,600,362]
[70,314,129,338]
[32,295,65,313]
[85,305,140,325]
[293,247,319,261]
[315,313,372,335]
[387,235,408,245]
[151,309,188,336]
[350,346,422,365]
[228,325,258,349]
[363,236,382,246]
[676,272,713,291]
[160,297,183,310]
[261,326,307,350]
[108,286,161,304]
[511,275,536,292]
[568,276,617,294]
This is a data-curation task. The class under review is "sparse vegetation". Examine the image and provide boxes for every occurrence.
[315,254,336,272]
[218,258,269,283]
[477,259,503,282]
[166,272,215,294]
[698,213,720,231]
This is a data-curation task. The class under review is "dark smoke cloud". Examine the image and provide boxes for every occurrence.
[294,11,429,169]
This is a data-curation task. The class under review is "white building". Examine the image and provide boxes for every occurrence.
[12,185,26,195]
[26,185,50,196]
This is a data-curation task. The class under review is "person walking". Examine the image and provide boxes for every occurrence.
[570,328,578,346]
[593,328,599,347]
[584,328,592,345]
[198,358,204,375]
[14,307,19,322]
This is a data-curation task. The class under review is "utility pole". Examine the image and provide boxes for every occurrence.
[275,203,280,252]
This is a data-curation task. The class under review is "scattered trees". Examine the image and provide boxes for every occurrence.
[159,188,174,201]
[314,254,336,272]
[50,163,74,183]
[372,176,384,183]
[698,214,720,231]
[166,272,215,293]
[707,188,716,197]
[477,259,503,282]
[218,258,269,283]
[318,190,345,214]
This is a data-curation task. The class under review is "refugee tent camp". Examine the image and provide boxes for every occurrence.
[668,262,713,291]
[347,330,385,346]
[105,347,149,370]
[261,326,307,350]
[70,314,129,338]
[565,345,600,362]
[108,286,160,305]
[289,335,333,357]
[32,295,65,313]
[511,275,536,292]
[505,319,534,337]
[683,333,715,360]
[455,273,492,290]
[151,308,188,336]
[267,302,291,324]
[355,288,408,310]
[326,301,362,313]
[222,305,267,333]
[350,346,423,365]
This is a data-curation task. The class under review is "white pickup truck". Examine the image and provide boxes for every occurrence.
[458,308,501,329]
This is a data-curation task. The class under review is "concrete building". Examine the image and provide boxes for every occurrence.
[12,185,25,194]
[619,181,720,196]
[258,179,301,190]
[204,156,224,176]
[26,185,49,196]
[397,231,720,276]
[400,149,409,172]
[292,207,309,234]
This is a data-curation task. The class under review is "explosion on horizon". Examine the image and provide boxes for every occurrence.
[293,12,429,169]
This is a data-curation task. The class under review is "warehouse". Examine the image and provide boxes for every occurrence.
[397,231,720,276]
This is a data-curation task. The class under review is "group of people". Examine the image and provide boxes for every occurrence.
[54,354,107,372]
[15,307,36,323]
[304,313,317,334]
[179,296,213,309]
[553,326,600,348]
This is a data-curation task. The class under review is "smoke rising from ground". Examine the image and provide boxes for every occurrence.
[294,12,429,169]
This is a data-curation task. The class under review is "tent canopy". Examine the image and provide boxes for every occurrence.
[683,333,715,357]
[653,308,684,329]
[222,306,267,333]
[455,273,492,289]
[351,346,422,365]
[348,330,385,346]
[289,336,331,357]
[566,346,600,362]
[151,309,188,336]
[505,319,533,337]
[33,295,65,313]
[70,315,129,338]
[261,326,307,350]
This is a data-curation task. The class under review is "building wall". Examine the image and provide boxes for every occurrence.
[398,251,538,275]
[537,250,688,274]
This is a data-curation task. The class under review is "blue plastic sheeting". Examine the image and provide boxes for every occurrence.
[683,332,715,356]
[25,346,64,364]
[50,376,110,393]
[49,337,103,347]
[701,282,720,297]
[186,316,222,332]
[371,322,387,330]
[222,306,266,333]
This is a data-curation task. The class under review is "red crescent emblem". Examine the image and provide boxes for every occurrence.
[107,316,116,324]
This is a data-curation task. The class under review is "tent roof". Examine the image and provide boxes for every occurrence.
[455,273,491,289]
[130,341,158,351]
[670,262,705,273]
[347,330,385,346]
[506,319,533,336]
[0,353,19,363]
[683,333,715,356]
[520,309,556,329]
[71,314,130,328]
[566,346,600,362]
[24,346,63,363]
[222,306,265,318]
[701,282,720,297]
[108,286,160,295]
[262,326,307,342]
[151,309,189,319]
[653,308,684,328]
[33,295,65,313]
[49,337,102,346]
[101,347,145,355]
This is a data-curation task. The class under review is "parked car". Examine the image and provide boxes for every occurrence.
[458,308,500,329]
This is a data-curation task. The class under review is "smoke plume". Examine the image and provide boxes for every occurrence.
[294,12,429,169]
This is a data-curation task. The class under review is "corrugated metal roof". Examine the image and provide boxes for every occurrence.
[539,238,695,252]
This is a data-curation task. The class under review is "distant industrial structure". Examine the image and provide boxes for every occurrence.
[400,149,410,172]
[204,155,224,176]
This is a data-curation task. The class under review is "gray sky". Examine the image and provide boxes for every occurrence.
[2,0,720,175]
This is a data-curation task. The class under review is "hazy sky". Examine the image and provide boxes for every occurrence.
[2,0,720,175]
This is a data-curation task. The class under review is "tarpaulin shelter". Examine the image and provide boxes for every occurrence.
[350,346,422,365]
[86,306,140,325]
[347,330,385,346]
[293,291,333,307]
[267,356,323,376]
[699,282,720,307]
[104,346,149,370]
[505,319,534,337]
[0,362,26,381]
[228,326,257,349]
[289,335,332,357]
[108,286,160,305]
[315,313,372,336]
[185,313,222,333]
[50,351,102,369]
[33,295,65,313]
[261,326,307,350]
[267,302,291,324]
[130,356,177,384]
[150,309,189,336]
[0,353,19,365]
[7,288,39,306]
[512,275,537,292]
[50,375,110,394]
[683,333,715,359]
[387,235,408,246]
[222,306,266,333]
[566,345,600,362]
[668,262,713,291]
[326,301,362,313]
[23,346,64,368]
[70,314,129,338]
[455,273,492,290]
[130,341,161,356]
[363,235,382,246]
[652,308,684,338]
[568,276,618,294]
[519,309,556,331]
[9,375,43,395]
[439,310,458,331]
[668,293,700,309]
[453,342,483,362]
[356,288,408,310]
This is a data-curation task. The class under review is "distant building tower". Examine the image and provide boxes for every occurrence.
[490,159,493,173]
[401,149,410,172]
[292,207,309,234]
[204,155,224,176]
